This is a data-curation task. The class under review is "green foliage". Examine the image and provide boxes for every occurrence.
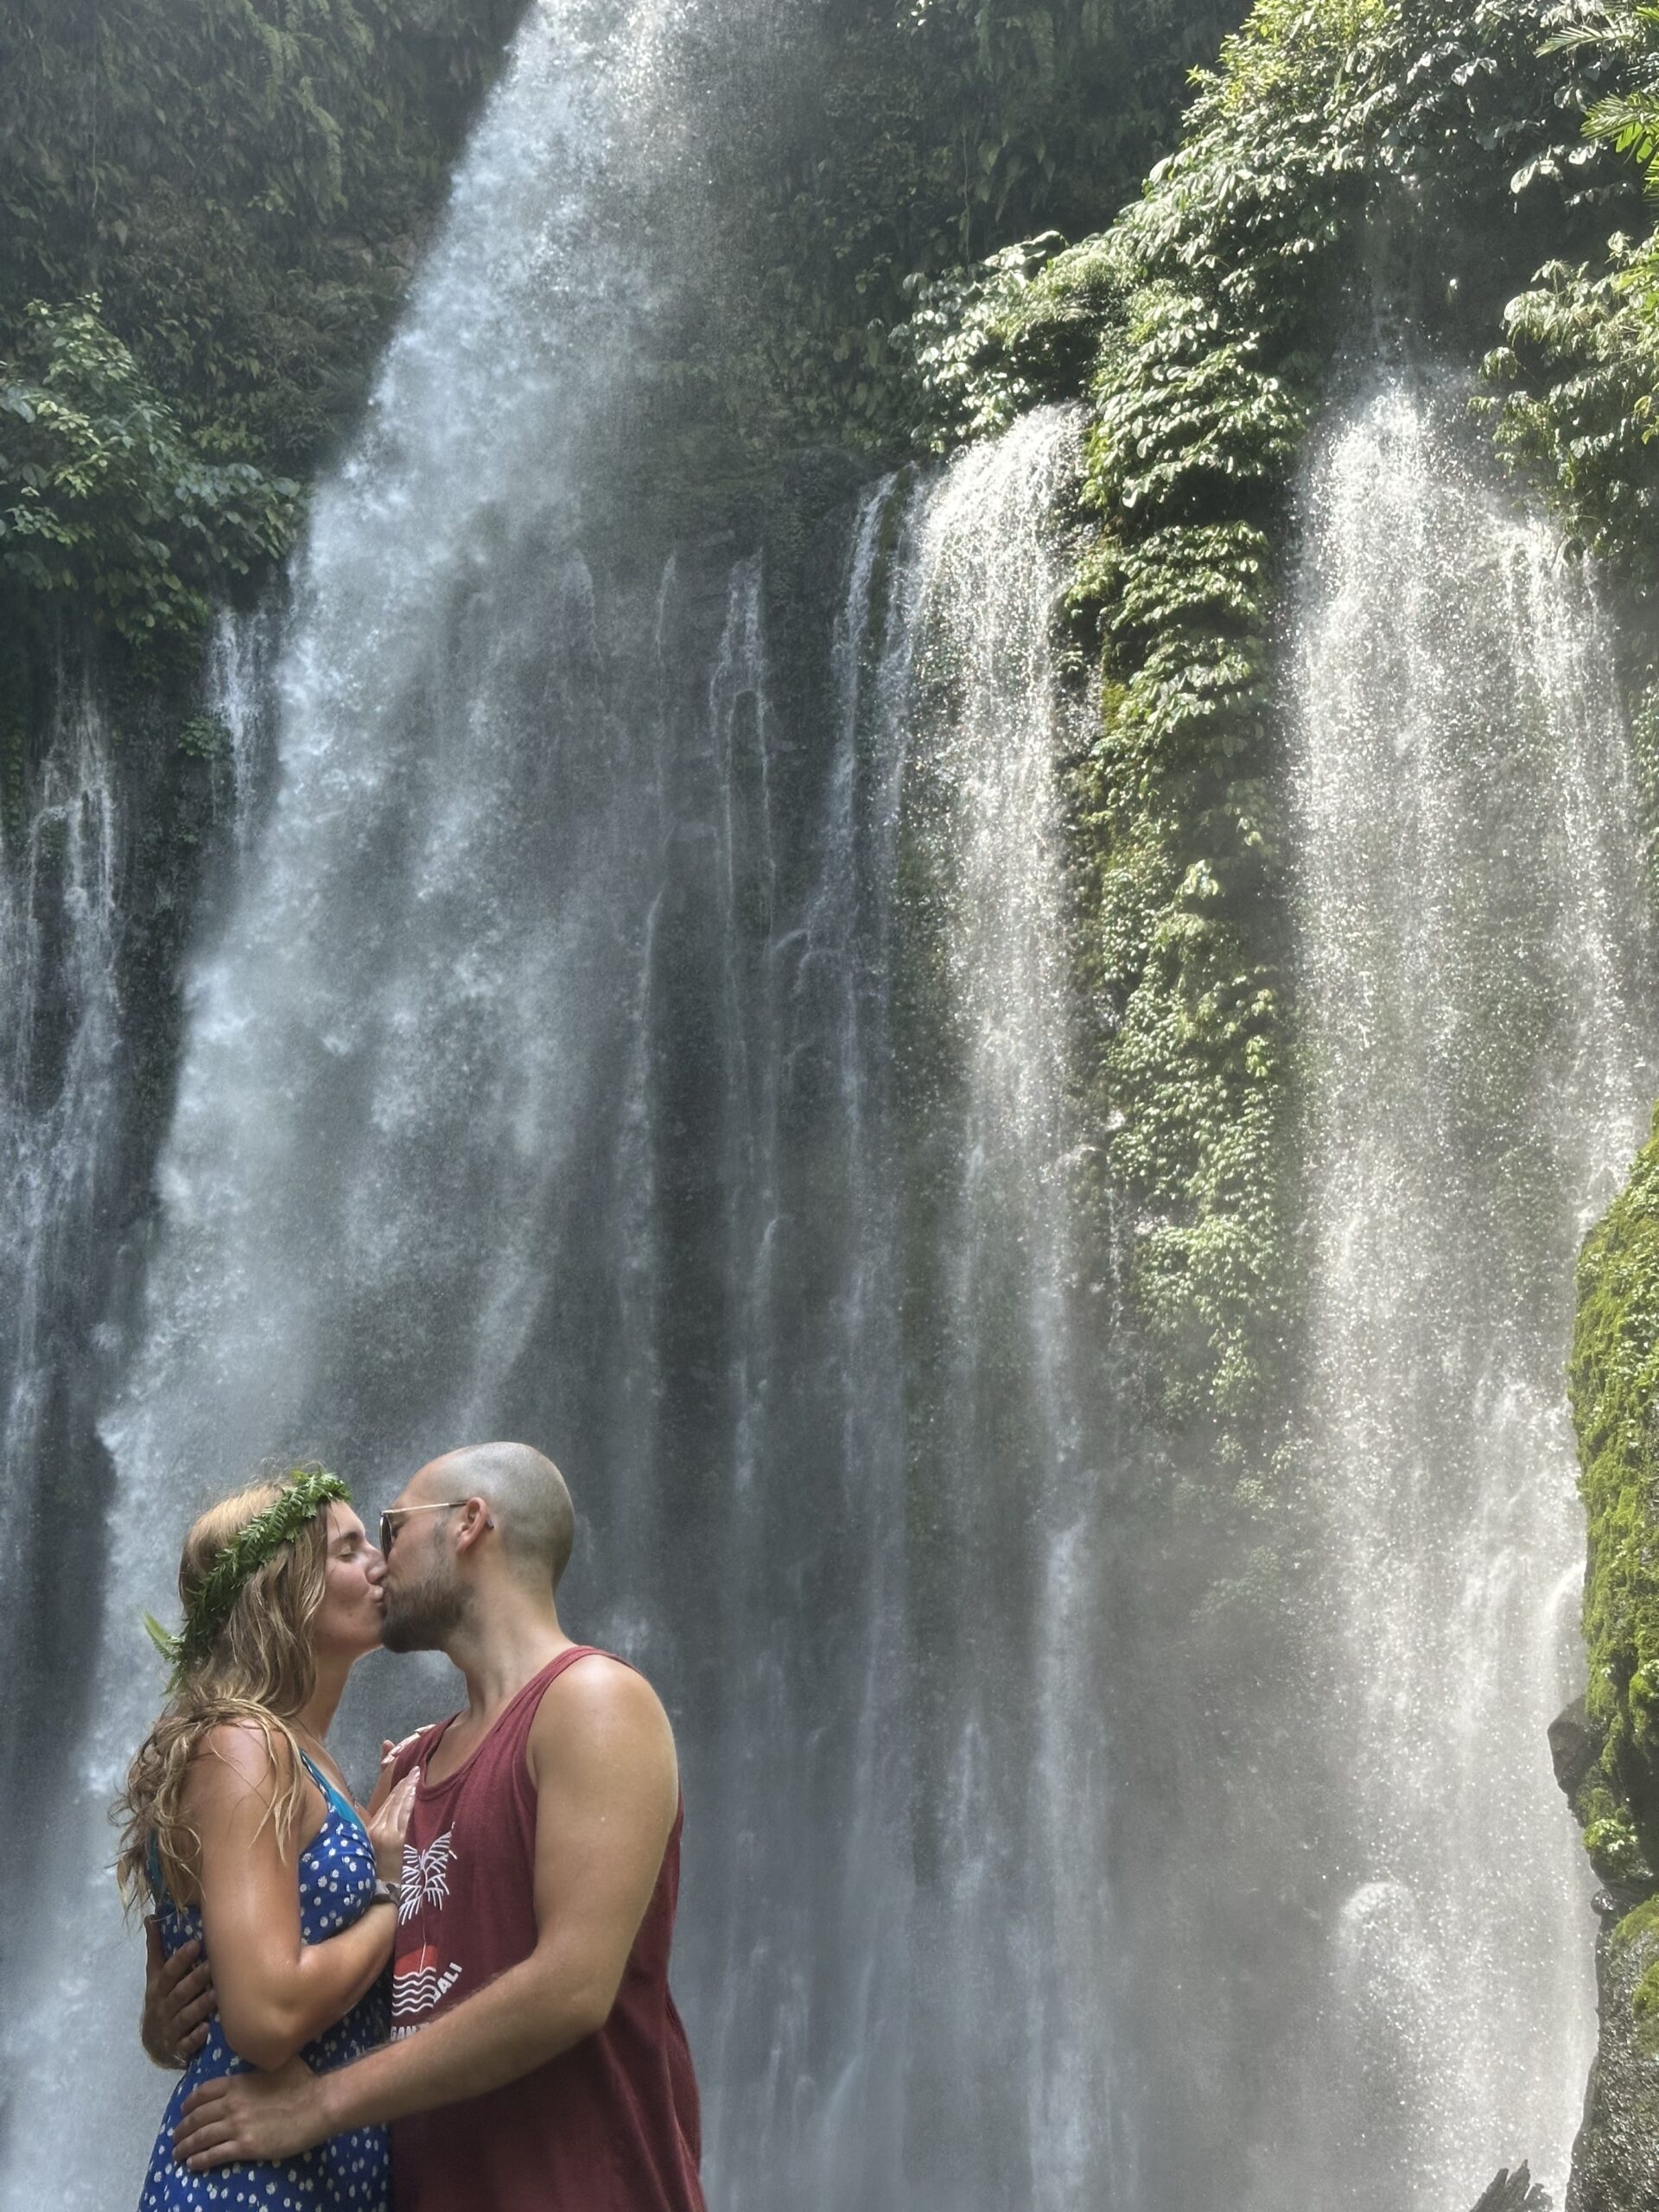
[1569,1113,1659,1886]
[1556,2,1659,189]
[1483,238,1659,563]
[1480,3,1659,583]
[0,0,1246,615]
[892,231,1131,452]
[709,0,1640,1464]
[1611,1891,1659,1950]
[1618,1891,1659,2047]
[0,0,518,662]
[0,0,1251,640]
[177,714,235,763]
[1071,210,1309,1440]
[146,1466,350,1689]
[1591,84,1659,179]
[0,0,521,452]
[698,0,1245,454]
[1478,12,1659,1078]
[1,302,296,651]
[1062,3,1485,1441]
[1484,5,1659,1948]
[1585,1790,1655,1883]
[956,0,1628,1453]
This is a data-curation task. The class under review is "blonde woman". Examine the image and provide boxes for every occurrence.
[117,1466,416,2212]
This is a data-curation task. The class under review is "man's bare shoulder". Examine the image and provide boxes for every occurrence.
[527,1650,677,1781]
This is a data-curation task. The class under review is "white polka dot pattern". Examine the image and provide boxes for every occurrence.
[137,1758,391,2211]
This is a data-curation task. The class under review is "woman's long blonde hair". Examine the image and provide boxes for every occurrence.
[114,1475,332,1910]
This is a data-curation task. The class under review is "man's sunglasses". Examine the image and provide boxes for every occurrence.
[379,1500,471,1555]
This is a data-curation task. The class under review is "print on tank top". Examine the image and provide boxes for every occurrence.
[391,1827,464,2037]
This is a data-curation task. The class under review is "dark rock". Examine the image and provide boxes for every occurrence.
[1549,1696,1600,1804]
[1469,2164,1551,2212]
[1567,1900,1659,2212]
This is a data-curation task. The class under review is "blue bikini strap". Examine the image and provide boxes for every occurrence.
[297,1747,368,1835]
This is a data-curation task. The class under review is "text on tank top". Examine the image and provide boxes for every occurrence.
[387,1646,704,2212]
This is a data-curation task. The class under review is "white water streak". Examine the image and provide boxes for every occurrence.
[884,410,1125,2209]
[0,697,120,1577]
[1289,378,1650,2209]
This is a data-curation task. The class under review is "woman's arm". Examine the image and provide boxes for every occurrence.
[188,1723,411,2072]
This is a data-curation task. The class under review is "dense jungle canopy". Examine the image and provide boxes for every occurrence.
[6,0,1657,723]
[0,0,1236,674]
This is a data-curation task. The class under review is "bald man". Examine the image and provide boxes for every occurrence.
[167,1443,705,2212]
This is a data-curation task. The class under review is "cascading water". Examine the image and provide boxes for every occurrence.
[0,0,1122,2179]
[1283,377,1654,2209]
[0,696,120,1844]
[663,407,1125,2212]
[874,420,1126,2210]
[206,605,283,855]
[0,701,118,1504]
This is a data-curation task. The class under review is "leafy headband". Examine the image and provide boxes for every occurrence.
[143,1467,351,1691]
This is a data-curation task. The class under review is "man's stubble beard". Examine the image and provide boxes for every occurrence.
[381,1570,468,1654]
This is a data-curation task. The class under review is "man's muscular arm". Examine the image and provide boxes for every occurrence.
[172,1660,679,2171]
[143,1924,216,2069]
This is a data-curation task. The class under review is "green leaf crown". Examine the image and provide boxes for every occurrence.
[143,1466,351,1691]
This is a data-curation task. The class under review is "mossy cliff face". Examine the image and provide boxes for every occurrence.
[901,0,1640,1489]
[1070,0,1637,1477]
[1569,1122,1659,1885]
[1567,1119,1659,2208]
[1569,1904,1659,2212]
[1556,1854,1659,2210]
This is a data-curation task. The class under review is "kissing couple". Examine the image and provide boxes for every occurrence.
[120,1442,705,2212]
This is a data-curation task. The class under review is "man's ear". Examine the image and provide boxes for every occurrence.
[453,1497,496,1554]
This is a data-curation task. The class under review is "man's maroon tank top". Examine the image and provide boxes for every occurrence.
[388,1647,705,2212]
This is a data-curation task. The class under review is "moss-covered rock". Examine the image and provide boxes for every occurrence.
[1094,0,1645,1449]
[1566,1885,1659,2211]
[1562,1117,1659,2208]
[1569,1114,1659,1872]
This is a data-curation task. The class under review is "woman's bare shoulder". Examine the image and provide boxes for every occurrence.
[187,1716,296,1808]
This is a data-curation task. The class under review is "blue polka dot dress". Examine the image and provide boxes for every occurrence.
[138,1752,391,2212]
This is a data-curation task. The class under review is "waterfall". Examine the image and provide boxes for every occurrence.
[205,604,283,855]
[0,696,121,1836]
[0,0,1122,2171]
[1285,378,1653,2209]
[874,418,1126,2209]
[0,700,118,1529]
